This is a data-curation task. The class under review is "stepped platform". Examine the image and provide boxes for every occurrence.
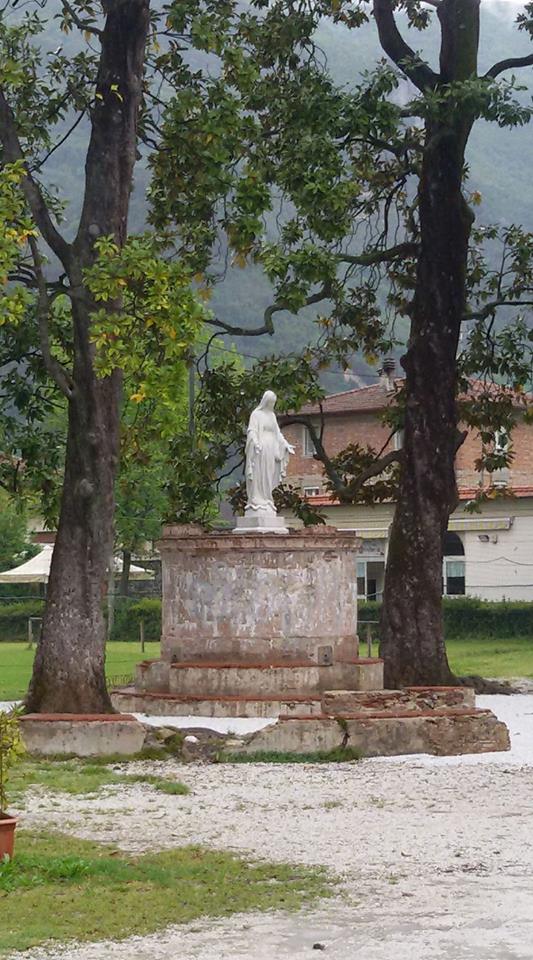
[113,524,510,759]
[112,682,475,720]
[111,690,324,718]
[165,657,383,696]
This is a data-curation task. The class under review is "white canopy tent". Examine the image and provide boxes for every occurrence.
[0,544,153,584]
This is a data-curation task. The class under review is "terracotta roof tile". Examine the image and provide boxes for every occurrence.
[304,484,533,508]
[295,379,401,416]
[291,377,531,417]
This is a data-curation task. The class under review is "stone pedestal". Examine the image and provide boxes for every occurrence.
[110,523,510,760]
[233,513,289,534]
[158,524,360,665]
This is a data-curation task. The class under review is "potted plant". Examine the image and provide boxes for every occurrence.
[0,707,24,860]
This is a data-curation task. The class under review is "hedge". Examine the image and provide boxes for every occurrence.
[3,596,533,645]
[110,597,162,642]
[0,597,161,643]
[0,600,45,642]
[359,597,533,640]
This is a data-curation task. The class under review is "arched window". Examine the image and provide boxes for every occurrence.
[443,532,464,557]
[443,532,465,596]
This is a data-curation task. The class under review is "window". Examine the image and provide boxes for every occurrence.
[444,560,466,596]
[303,486,320,498]
[303,425,316,458]
[357,560,367,599]
[443,532,465,595]
[393,428,405,451]
[492,428,510,487]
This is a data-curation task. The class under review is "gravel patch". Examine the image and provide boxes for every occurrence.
[9,694,533,960]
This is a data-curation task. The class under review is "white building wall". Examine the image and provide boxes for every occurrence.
[463,516,533,601]
[306,495,533,602]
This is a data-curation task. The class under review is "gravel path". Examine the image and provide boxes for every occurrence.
[10,694,533,960]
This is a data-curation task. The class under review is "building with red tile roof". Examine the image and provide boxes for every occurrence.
[281,366,533,602]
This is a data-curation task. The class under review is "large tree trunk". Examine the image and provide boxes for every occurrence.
[26,0,150,713]
[27,367,121,712]
[379,0,478,688]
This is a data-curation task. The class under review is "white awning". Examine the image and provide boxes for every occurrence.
[0,544,153,584]
[339,527,390,540]
[0,544,54,583]
[448,517,513,532]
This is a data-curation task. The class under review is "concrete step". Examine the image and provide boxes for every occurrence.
[168,658,384,697]
[226,707,510,758]
[322,686,475,716]
[135,659,170,692]
[111,688,323,718]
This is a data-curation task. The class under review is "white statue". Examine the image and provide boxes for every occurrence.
[234,390,294,532]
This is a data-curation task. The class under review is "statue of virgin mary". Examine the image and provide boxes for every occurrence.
[244,390,294,516]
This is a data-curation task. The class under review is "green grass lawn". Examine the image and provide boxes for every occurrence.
[362,637,533,681]
[446,637,533,679]
[0,832,331,955]
[1,637,533,702]
[0,641,160,701]
[9,756,190,805]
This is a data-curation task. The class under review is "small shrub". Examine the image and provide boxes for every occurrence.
[109,598,161,641]
[0,707,25,814]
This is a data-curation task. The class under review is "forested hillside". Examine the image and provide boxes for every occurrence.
[32,2,533,387]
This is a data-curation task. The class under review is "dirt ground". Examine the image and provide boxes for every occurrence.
[11,694,533,960]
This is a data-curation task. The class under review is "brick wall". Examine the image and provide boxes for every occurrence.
[284,409,533,495]
[284,413,393,494]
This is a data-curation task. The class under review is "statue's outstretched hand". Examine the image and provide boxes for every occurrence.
[286,443,295,454]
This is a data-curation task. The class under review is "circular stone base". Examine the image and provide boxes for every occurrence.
[158,524,360,664]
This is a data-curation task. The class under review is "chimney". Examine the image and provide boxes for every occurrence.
[380,357,396,391]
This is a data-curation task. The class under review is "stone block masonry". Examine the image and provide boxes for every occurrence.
[229,708,510,758]
[158,524,360,665]
[109,523,510,759]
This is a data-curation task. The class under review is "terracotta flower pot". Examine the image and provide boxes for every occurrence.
[0,814,17,860]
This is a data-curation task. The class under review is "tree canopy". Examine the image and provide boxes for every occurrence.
[1,0,533,702]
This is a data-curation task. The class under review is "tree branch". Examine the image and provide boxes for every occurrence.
[464,299,533,322]
[61,0,102,38]
[373,0,439,92]
[284,413,403,501]
[341,448,402,499]
[337,241,419,267]
[0,89,73,269]
[208,286,331,337]
[485,53,533,80]
[28,236,75,399]
[282,414,344,492]
[32,110,87,173]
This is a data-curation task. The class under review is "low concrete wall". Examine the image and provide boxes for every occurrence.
[20,714,146,758]
[231,708,510,758]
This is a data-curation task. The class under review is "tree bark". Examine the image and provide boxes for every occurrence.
[119,549,131,597]
[379,0,478,687]
[26,0,150,713]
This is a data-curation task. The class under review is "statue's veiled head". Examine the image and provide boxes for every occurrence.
[258,390,277,412]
